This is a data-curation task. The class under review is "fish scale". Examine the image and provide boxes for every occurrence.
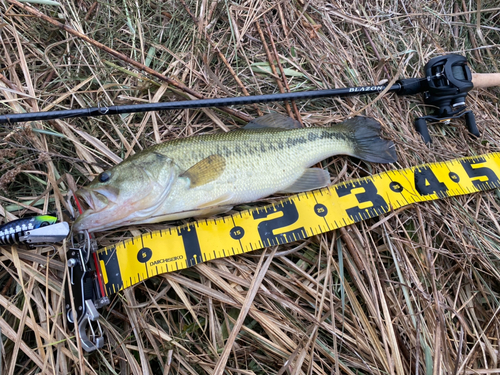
[147,128,353,195]
[128,128,357,215]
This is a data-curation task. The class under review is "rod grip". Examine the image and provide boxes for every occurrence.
[472,73,500,89]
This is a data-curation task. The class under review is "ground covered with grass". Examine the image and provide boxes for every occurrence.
[1,0,499,374]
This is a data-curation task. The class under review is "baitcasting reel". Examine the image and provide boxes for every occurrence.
[413,54,479,143]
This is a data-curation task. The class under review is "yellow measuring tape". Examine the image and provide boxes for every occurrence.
[97,152,500,295]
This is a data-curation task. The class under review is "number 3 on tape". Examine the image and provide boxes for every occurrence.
[97,153,500,296]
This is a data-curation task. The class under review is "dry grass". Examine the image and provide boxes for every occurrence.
[1,0,500,374]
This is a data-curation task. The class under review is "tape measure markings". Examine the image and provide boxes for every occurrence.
[96,153,500,296]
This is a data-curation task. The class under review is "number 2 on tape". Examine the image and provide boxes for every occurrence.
[253,200,306,246]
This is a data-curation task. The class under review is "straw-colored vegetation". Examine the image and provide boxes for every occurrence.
[1,0,499,373]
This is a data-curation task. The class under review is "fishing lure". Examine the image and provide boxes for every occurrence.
[0,215,69,244]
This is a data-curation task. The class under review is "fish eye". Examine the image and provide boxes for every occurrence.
[98,171,111,183]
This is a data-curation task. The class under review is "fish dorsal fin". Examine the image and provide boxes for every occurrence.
[180,154,226,188]
[243,113,302,130]
[278,168,330,193]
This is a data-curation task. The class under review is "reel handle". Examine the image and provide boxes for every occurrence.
[472,73,500,89]
[464,111,480,137]
[414,118,432,144]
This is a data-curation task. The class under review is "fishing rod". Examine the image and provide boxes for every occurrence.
[1,54,499,143]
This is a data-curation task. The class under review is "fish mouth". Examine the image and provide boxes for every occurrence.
[77,191,92,211]
[73,189,114,232]
[73,171,175,232]
[76,188,109,213]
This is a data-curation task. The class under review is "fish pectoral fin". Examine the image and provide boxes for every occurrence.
[243,113,302,130]
[278,168,330,193]
[181,154,226,188]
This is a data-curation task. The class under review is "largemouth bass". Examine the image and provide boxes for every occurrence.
[73,113,396,232]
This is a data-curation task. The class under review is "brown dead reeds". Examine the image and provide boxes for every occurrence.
[0,0,499,374]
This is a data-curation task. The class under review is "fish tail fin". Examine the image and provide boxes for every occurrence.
[341,116,397,163]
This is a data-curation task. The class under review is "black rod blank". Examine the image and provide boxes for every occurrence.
[0,84,402,124]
